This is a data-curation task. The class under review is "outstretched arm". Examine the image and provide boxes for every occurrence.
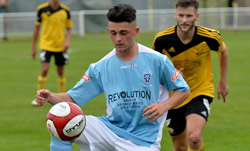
[36,89,76,106]
[217,43,229,102]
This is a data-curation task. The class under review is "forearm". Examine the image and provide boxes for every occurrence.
[162,90,190,110]
[48,92,75,105]
[218,46,229,83]
[65,28,71,43]
[32,26,40,49]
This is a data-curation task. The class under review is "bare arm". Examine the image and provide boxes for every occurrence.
[63,28,71,51]
[217,43,229,102]
[143,90,190,122]
[31,25,40,60]
[36,89,76,106]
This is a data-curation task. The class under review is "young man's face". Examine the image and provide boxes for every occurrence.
[175,6,199,33]
[108,21,139,52]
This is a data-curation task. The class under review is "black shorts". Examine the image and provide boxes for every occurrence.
[40,50,68,66]
[166,95,213,136]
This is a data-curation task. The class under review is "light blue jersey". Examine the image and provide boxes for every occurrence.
[67,43,189,147]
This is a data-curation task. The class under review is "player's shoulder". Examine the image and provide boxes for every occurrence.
[155,25,176,39]
[138,44,167,61]
[60,3,71,11]
[139,43,160,55]
[196,26,221,38]
[90,49,116,68]
[36,2,49,11]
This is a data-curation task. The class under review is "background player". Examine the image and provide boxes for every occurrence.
[0,0,9,41]
[31,0,73,105]
[35,4,190,151]
[152,0,229,150]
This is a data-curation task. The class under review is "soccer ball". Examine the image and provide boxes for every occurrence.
[46,102,86,141]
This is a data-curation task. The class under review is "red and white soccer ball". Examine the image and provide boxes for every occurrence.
[46,102,86,141]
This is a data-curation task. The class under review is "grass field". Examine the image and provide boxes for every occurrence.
[0,30,250,151]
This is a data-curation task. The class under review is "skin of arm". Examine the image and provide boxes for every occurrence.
[36,89,76,106]
[63,28,71,52]
[217,43,229,102]
[31,25,40,60]
[143,90,190,122]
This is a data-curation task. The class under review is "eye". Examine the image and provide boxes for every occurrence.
[110,31,116,36]
[178,14,184,18]
[120,31,128,35]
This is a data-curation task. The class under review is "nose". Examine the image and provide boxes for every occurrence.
[182,16,187,22]
[115,34,122,41]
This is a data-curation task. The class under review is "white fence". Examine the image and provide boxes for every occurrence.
[0,7,250,38]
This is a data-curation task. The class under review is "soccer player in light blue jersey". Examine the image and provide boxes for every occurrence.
[35,4,190,151]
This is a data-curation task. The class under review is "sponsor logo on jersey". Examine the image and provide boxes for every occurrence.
[108,90,151,103]
[171,70,180,81]
[82,74,90,82]
[120,64,137,69]
[201,111,207,117]
[168,47,176,53]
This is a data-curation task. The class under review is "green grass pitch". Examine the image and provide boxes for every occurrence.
[0,30,249,151]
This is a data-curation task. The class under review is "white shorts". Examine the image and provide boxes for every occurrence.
[74,115,160,151]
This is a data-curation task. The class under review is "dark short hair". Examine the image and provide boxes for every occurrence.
[176,0,199,10]
[106,4,136,23]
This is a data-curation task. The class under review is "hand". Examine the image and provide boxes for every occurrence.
[178,68,184,76]
[143,103,166,123]
[62,41,69,52]
[31,48,36,60]
[36,89,51,106]
[217,82,229,102]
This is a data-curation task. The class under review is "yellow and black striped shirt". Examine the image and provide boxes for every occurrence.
[36,2,73,52]
[152,25,225,108]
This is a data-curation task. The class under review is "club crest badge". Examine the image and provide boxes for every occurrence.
[144,73,151,84]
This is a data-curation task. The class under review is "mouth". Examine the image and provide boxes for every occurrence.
[181,24,189,27]
[116,43,123,47]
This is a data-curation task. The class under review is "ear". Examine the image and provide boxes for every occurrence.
[135,27,140,37]
[195,13,200,21]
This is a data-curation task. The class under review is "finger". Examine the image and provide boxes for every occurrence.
[217,91,221,100]
[143,105,154,114]
[145,111,158,120]
[143,108,153,117]
[222,94,226,103]
[145,113,155,120]
[143,106,151,113]
[149,115,160,123]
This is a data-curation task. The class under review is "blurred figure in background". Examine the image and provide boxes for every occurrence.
[0,0,9,41]
[30,0,73,106]
[152,0,229,150]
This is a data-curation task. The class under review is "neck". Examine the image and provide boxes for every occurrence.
[177,26,195,44]
[117,43,138,62]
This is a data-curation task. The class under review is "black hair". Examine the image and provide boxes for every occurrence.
[106,4,136,23]
[176,0,199,10]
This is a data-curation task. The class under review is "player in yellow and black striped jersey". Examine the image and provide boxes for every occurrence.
[31,0,73,106]
[152,0,229,151]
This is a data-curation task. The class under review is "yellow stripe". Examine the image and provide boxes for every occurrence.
[197,27,222,44]
[36,2,49,13]
[156,26,175,37]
